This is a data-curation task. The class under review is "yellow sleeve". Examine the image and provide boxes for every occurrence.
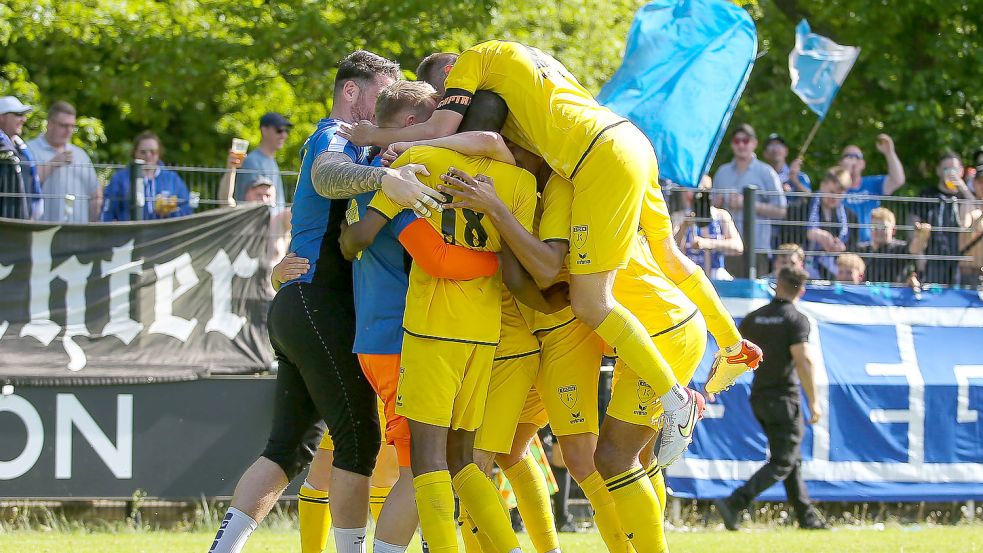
[639,183,673,242]
[510,171,538,233]
[370,149,417,219]
[443,46,487,94]
[539,174,574,242]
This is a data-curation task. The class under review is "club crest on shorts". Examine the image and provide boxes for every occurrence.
[558,384,579,410]
[635,380,654,415]
[572,225,589,251]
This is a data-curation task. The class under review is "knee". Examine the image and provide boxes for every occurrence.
[570,293,606,329]
[330,424,382,478]
[262,441,317,482]
[446,446,473,477]
[592,437,635,480]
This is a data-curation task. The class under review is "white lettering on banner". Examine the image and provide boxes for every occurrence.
[865,324,925,466]
[20,228,69,346]
[100,240,144,345]
[0,261,12,340]
[805,315,831,462]
[0,395,44,480]
[148,253,200,341]
[954,365,983,423]
[204,250,259,339]
[55,394,133,479]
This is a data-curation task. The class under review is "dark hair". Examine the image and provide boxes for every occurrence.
[938,150,961,165]
[732,123,756,139]
[333,50,401,95]
[777,266,809,293]
[457,91,508,133]
[47,100,76,119]
[131,130,162,159]
[416,53,459,90]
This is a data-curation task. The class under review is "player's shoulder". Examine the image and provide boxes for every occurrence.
[544,173,574,196]
[306,118,362,162]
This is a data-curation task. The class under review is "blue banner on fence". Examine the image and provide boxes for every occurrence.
[596,0,757,187]
[668,280,983,501]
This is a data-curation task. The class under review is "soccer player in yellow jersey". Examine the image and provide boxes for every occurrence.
[368,99,538,553]
[342,41,763,468]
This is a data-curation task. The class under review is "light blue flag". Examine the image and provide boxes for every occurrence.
[789,19,860,120]
[597,0,757,188]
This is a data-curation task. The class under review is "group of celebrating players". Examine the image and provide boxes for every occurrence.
[207,41,762,553]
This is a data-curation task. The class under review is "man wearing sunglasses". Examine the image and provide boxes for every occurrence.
[237,111,292,209]
[838,134,906,243]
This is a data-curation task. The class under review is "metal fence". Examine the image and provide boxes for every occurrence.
[666,185,983,288]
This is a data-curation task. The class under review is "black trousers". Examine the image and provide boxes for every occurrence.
[261,283,381,478]
[728,393,813,521]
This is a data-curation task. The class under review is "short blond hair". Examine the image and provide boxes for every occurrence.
[777,243,805,261]
[836,253,866,273]
[375,81,438,126]
[870,207,896,225]
[823,166,852,192]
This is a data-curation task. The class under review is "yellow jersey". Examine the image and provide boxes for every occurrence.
[496,289,541,359]
[528,174,576,334]
[370,145,537,344]
[439,40,625,180]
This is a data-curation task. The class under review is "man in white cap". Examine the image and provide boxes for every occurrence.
[0,96,42,219]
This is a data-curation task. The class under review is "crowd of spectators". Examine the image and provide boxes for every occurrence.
[673,123,983,288]
[3,93,982,288]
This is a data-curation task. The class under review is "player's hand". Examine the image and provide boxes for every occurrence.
[272,253,311,284]
[542,281,571,314]
[381,141,416,167]
[438,168,506,215]
[790,157,803,177]
[807,402,822,424]
[382,163,443,218]
[337,120,378,146]
[875,133,895,155]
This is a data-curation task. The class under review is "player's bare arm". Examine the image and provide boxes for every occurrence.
[339,210,389,261]
[500,246,568,314]
[311,151,444,216]
[441,168,565,287]
[339,109,463,148]
[383,132,516,166]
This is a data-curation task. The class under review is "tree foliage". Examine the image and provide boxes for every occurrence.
[0,0,979,191]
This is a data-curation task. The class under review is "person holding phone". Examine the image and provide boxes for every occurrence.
[673,176,744,280]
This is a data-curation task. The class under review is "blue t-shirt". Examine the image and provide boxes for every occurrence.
[101,164,191,221]
[286,118,369,291]
[845,175,886,244]
[351,187,416,354]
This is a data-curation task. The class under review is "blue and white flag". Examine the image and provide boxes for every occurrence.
[789,19,860,120]
[596,0,757,188]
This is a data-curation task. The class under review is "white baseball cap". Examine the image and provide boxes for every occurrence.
[0,96,33,115]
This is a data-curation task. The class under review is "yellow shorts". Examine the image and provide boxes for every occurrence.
[519,387,549,428]
[319,397,387,451]
[570,123,661,274]
[535,320,604,436]
[395,333,496,431]
[475,350,542,454]
[607,313,708,429]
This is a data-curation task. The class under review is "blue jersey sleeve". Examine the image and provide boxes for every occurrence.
[390,209,418,235]
[102,171,126,221]
[861,175,886,195]
[174,174,192,217]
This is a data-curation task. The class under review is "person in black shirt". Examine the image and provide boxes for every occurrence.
[857,207,931,284]
[909,152,974,285]
[715,267,827,530]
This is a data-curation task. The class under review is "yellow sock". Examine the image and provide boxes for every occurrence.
[580,471,633,553]
[369,485,392,522]
[459,507,484,553]
[503,456,559,553]
[413,471,458,553]
[676,270,741,348]
[298,483,331,553]
[646,464,666,516]
[595,304,676,396]
[605,467,667,553]
[453,464,520,553]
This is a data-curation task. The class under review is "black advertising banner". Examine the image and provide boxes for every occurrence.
[0,378,302,498]
[0,206,273,385]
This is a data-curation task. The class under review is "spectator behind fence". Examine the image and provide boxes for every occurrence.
[236,112,291,208]
[712,123,787,276]
[101,131,191,221]
[27,101,101,223]
[857,207,931,284]
[714,266,827,532]
[909,152,972,285]
[241,175,291,296]
[672,176,744,280]
[767,243,805,278]
[836,253,866,284]
[763,133,811,194]
[805,167,858,280]
[0,96,42,220]
[960,172,983,286]
[838,134,906,243]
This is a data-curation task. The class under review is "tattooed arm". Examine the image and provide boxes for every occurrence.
[311,151,445,216]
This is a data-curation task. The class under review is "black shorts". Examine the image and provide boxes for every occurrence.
[261,282,381,477]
